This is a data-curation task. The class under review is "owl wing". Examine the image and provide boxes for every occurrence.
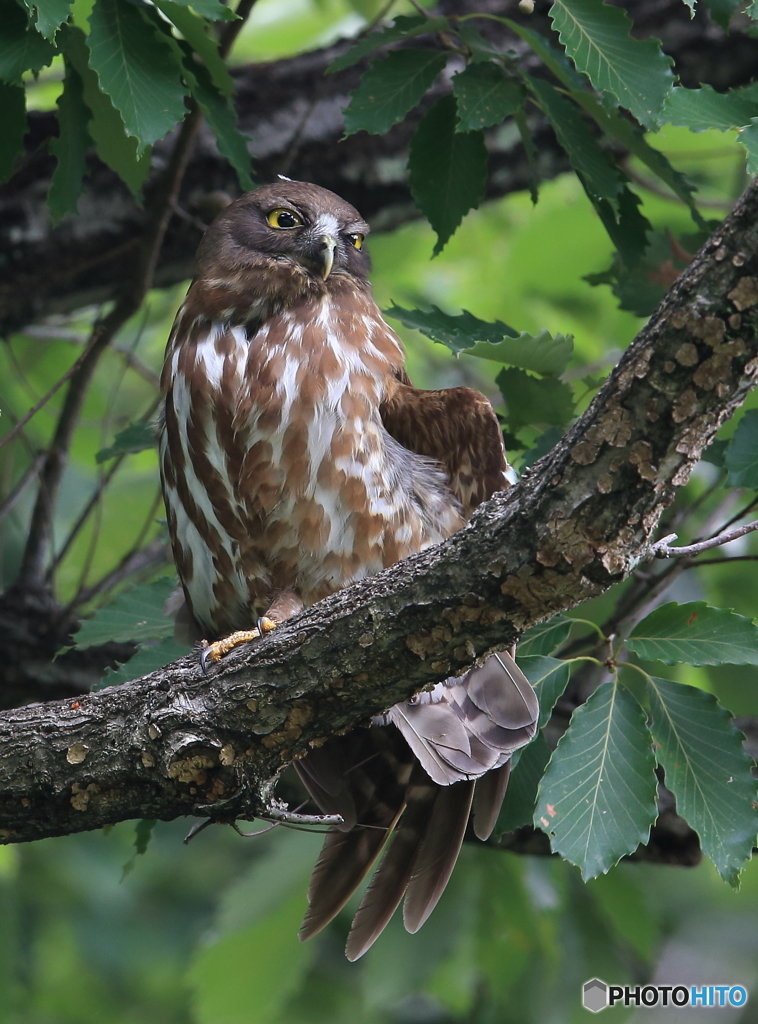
[380,372,511,516]
[298,369,539,960]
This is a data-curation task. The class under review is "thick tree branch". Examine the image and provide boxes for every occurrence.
[2,177,758,846]
[1,0,757,336]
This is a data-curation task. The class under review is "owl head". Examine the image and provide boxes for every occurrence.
[195,180,371,284]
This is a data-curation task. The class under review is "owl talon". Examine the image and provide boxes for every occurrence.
[198,618,278,673]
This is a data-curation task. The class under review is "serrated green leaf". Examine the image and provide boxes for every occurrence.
[550,0,673,129]
[518,616,572,657]
[98,637,190,688]
[327,14,448,74]
[627,601,758,666]
[646,675,758,886]
[662,82,758,133]
[409,95,488,256]
[520,426,565,469]
[595,182,651,268]
[74,577,177,647]
[451,63,524,132]
[96,420,155,462]
[739,119,758,176]
[176,40,253,190]
[528,75,624,210]
[384,304,573,375]
[497,367,575,432]
[725,409,758,487]
[513,107,539,204]
[0,82,26,182]
[518,655,571,729]
[49,63,91,221]
[154,0,233,96]
[87,0,188,152]
[574,91,704,227]
[496,732,551,834]
[121,818,157,878]
[0,0,57,81]
[535,680,657,880]
[25,0,72,39]
[343,48,448,136]
[702,0,741,30]
[60,23,151,195]
[455,21,502,63]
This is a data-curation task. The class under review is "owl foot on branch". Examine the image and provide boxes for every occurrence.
[199,616,277,673]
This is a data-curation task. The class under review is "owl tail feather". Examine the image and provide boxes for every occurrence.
[296,651,538,959]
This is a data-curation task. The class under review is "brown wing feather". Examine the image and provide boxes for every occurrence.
[380,374,510,516]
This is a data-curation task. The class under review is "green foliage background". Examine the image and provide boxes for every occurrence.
[2,0,758,1020]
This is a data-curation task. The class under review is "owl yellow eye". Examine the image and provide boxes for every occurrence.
[267,208,303,229]
[348,233,364,250]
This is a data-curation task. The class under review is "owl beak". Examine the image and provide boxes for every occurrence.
[318,234,337,280]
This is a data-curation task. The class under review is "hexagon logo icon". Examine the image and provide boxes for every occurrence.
[583,978,609,1013]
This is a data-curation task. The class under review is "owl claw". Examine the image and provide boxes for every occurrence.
[199,617,278,673]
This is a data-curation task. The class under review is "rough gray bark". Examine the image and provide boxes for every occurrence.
[1,0,757,335]
[2,176,758,847]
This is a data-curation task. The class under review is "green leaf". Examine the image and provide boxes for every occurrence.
[593,182,651,268]
[384,304,573,375]
[24,0,72,40]
[535,680,658,880]
[121,819,157,878]
[74,577,177,647]
[702,0,741,30]
[739,119,758,176]
[573,91,704,228]
[550,0,673,129]
[497,367,575,432]
[97,637,190,688]
[409,95,488,256]
[60,23,151,195]
[514,107,539,204]
[518,655,571,729]
[725,409,758,487]
[518,615,572,657]
[528,76,624,211]
[0,82,26,183]
[646,676,758,886]
[343,48,448,136]
[0,0,57,81]
[451,63,524,132]
[521,427,566,468]
[87,0,188,152]
[96,420,155,462]
[662,82,758,133]
[327,14,448,74]
[497,733,551,834]
[49,63,91,221]
[627,601,758,666]
[177,42,253,190]
[167,0,237,20]
[154,0,233,97]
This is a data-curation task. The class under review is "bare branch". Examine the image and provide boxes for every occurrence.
[653,519,758,558]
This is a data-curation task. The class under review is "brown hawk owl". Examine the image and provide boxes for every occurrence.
[159,180,538,960]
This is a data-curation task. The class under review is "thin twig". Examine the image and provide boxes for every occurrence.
[653,518,758,558]
[0,453,46,523]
